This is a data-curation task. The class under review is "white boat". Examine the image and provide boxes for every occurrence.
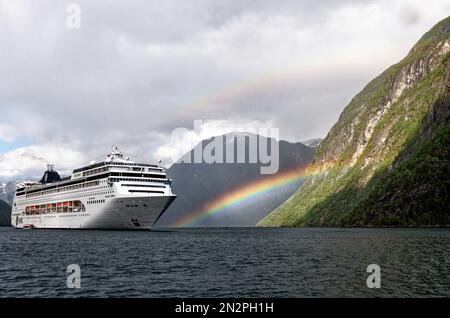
[10,146,176,230]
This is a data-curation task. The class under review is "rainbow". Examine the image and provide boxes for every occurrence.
[172,165,312,227]
[170,61,338,226]
[176,61,328,119]
[177,57,348,118]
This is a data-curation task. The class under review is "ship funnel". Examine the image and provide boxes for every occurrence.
[40,165,61,184]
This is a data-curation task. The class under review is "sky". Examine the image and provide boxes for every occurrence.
[0,0,449,178]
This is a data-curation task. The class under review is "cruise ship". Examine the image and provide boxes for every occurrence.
[10,146,176,230]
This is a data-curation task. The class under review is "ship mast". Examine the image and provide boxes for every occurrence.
[105,145,132,163]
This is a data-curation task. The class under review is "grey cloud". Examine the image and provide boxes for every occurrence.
[0,0,449,176]
[398,5,420,25]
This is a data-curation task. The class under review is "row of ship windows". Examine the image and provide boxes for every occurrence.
[20,178,170,198]
[80,191,114,198]
[87,199,106,205]
[125,204,147,208]
[25,201,86,215]
[109,178,170,184]
[22,178,167,199]
[121,184,166,189]
[25,181,100,198]
[82,167,109,177]
[18,191,115,206]
[57,213,91,217]
[23,181,111,199]
[92,162,159,168]
[83,188,114,197]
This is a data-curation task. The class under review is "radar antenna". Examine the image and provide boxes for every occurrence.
[106,145,131,163]
[112,145,122,155]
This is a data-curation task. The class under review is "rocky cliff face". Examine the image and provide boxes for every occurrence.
[259,17,450,227]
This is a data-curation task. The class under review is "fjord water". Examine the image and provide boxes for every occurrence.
[0,227,449,297]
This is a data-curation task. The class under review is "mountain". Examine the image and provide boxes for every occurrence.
[156,133,314,227]
[0,200,11,226]
[0,181,17,205]
[260,17,450,227]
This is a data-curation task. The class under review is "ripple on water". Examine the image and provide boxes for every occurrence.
[0,227,449,297]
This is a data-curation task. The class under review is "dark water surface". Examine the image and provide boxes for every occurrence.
[0,227,449,297]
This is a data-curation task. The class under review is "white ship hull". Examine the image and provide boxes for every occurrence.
[13,195,175,230]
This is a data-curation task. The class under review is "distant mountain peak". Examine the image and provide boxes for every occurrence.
[223,131,259,138]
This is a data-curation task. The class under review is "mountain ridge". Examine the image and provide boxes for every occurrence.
[259,16,450,227]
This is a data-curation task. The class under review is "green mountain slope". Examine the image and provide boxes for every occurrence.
[259,17,450,227]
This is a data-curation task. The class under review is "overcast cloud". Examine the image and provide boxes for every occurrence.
[0,0,449,178]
